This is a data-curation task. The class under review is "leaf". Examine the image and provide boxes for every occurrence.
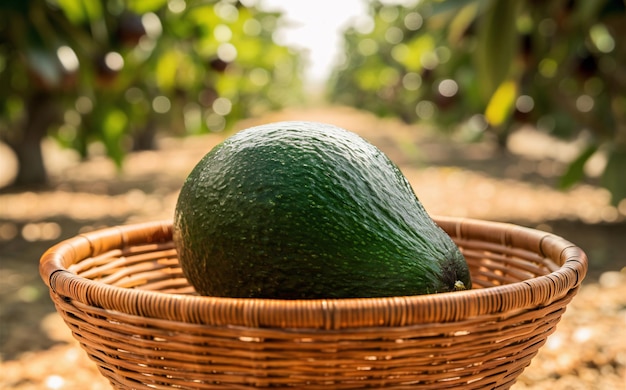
[559,144,598,190]
[103,109,128,138]
[55,0,102,24]
[601,147,626,206]
[576,0,608,24]
[398,34,435,72]
[81,0,102,21]
[429,0,484,16]
[484,80,517,127]
[55,0,85,24]
[236,38,262,64]
[102,109,128,167]
[155,49,181,91]
[475,0,519,98]
[127,0,169,14]
[447,3,479,44]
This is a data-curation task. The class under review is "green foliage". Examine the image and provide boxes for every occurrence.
[328,0,626,205]
[0,0,304,179]
[602,146,626,205]
[474,1,519,98]
[559,144,598,190]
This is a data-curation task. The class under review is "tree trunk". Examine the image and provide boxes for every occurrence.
[132,118,157,151]
[7,91,61,187]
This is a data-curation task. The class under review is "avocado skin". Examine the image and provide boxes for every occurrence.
[174,121,471,299]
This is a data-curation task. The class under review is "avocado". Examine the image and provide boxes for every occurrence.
[173,121,471,299]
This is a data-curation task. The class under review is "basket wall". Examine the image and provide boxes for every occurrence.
[40,217,587,389]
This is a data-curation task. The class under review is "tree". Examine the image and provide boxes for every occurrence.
[328,0,626,205]
[0,0,304,187]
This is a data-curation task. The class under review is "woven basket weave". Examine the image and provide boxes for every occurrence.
[40,216,587,389]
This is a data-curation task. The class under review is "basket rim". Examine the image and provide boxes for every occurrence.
[39,217,588,329]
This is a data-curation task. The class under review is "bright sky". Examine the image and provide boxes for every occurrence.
[260,0,367,84]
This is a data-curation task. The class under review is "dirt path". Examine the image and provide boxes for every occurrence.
[1,106,624,388]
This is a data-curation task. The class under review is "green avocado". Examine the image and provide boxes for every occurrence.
[173,121,471,299]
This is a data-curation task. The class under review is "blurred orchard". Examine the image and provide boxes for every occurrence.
[328,0,626,205]
[0,0,304,186]
[1,0,625,205]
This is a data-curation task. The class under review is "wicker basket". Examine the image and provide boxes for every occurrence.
[40,217,587,389]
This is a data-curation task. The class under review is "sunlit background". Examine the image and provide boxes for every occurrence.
[1,1,626,388]
[1,0,625,271]
[262,0,368,85]
[1,0,625,252]
[1,0,625,201]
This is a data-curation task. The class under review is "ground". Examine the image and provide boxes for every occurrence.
[1,106,625,389]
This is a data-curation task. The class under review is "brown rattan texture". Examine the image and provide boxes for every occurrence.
[39,217,587,389]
